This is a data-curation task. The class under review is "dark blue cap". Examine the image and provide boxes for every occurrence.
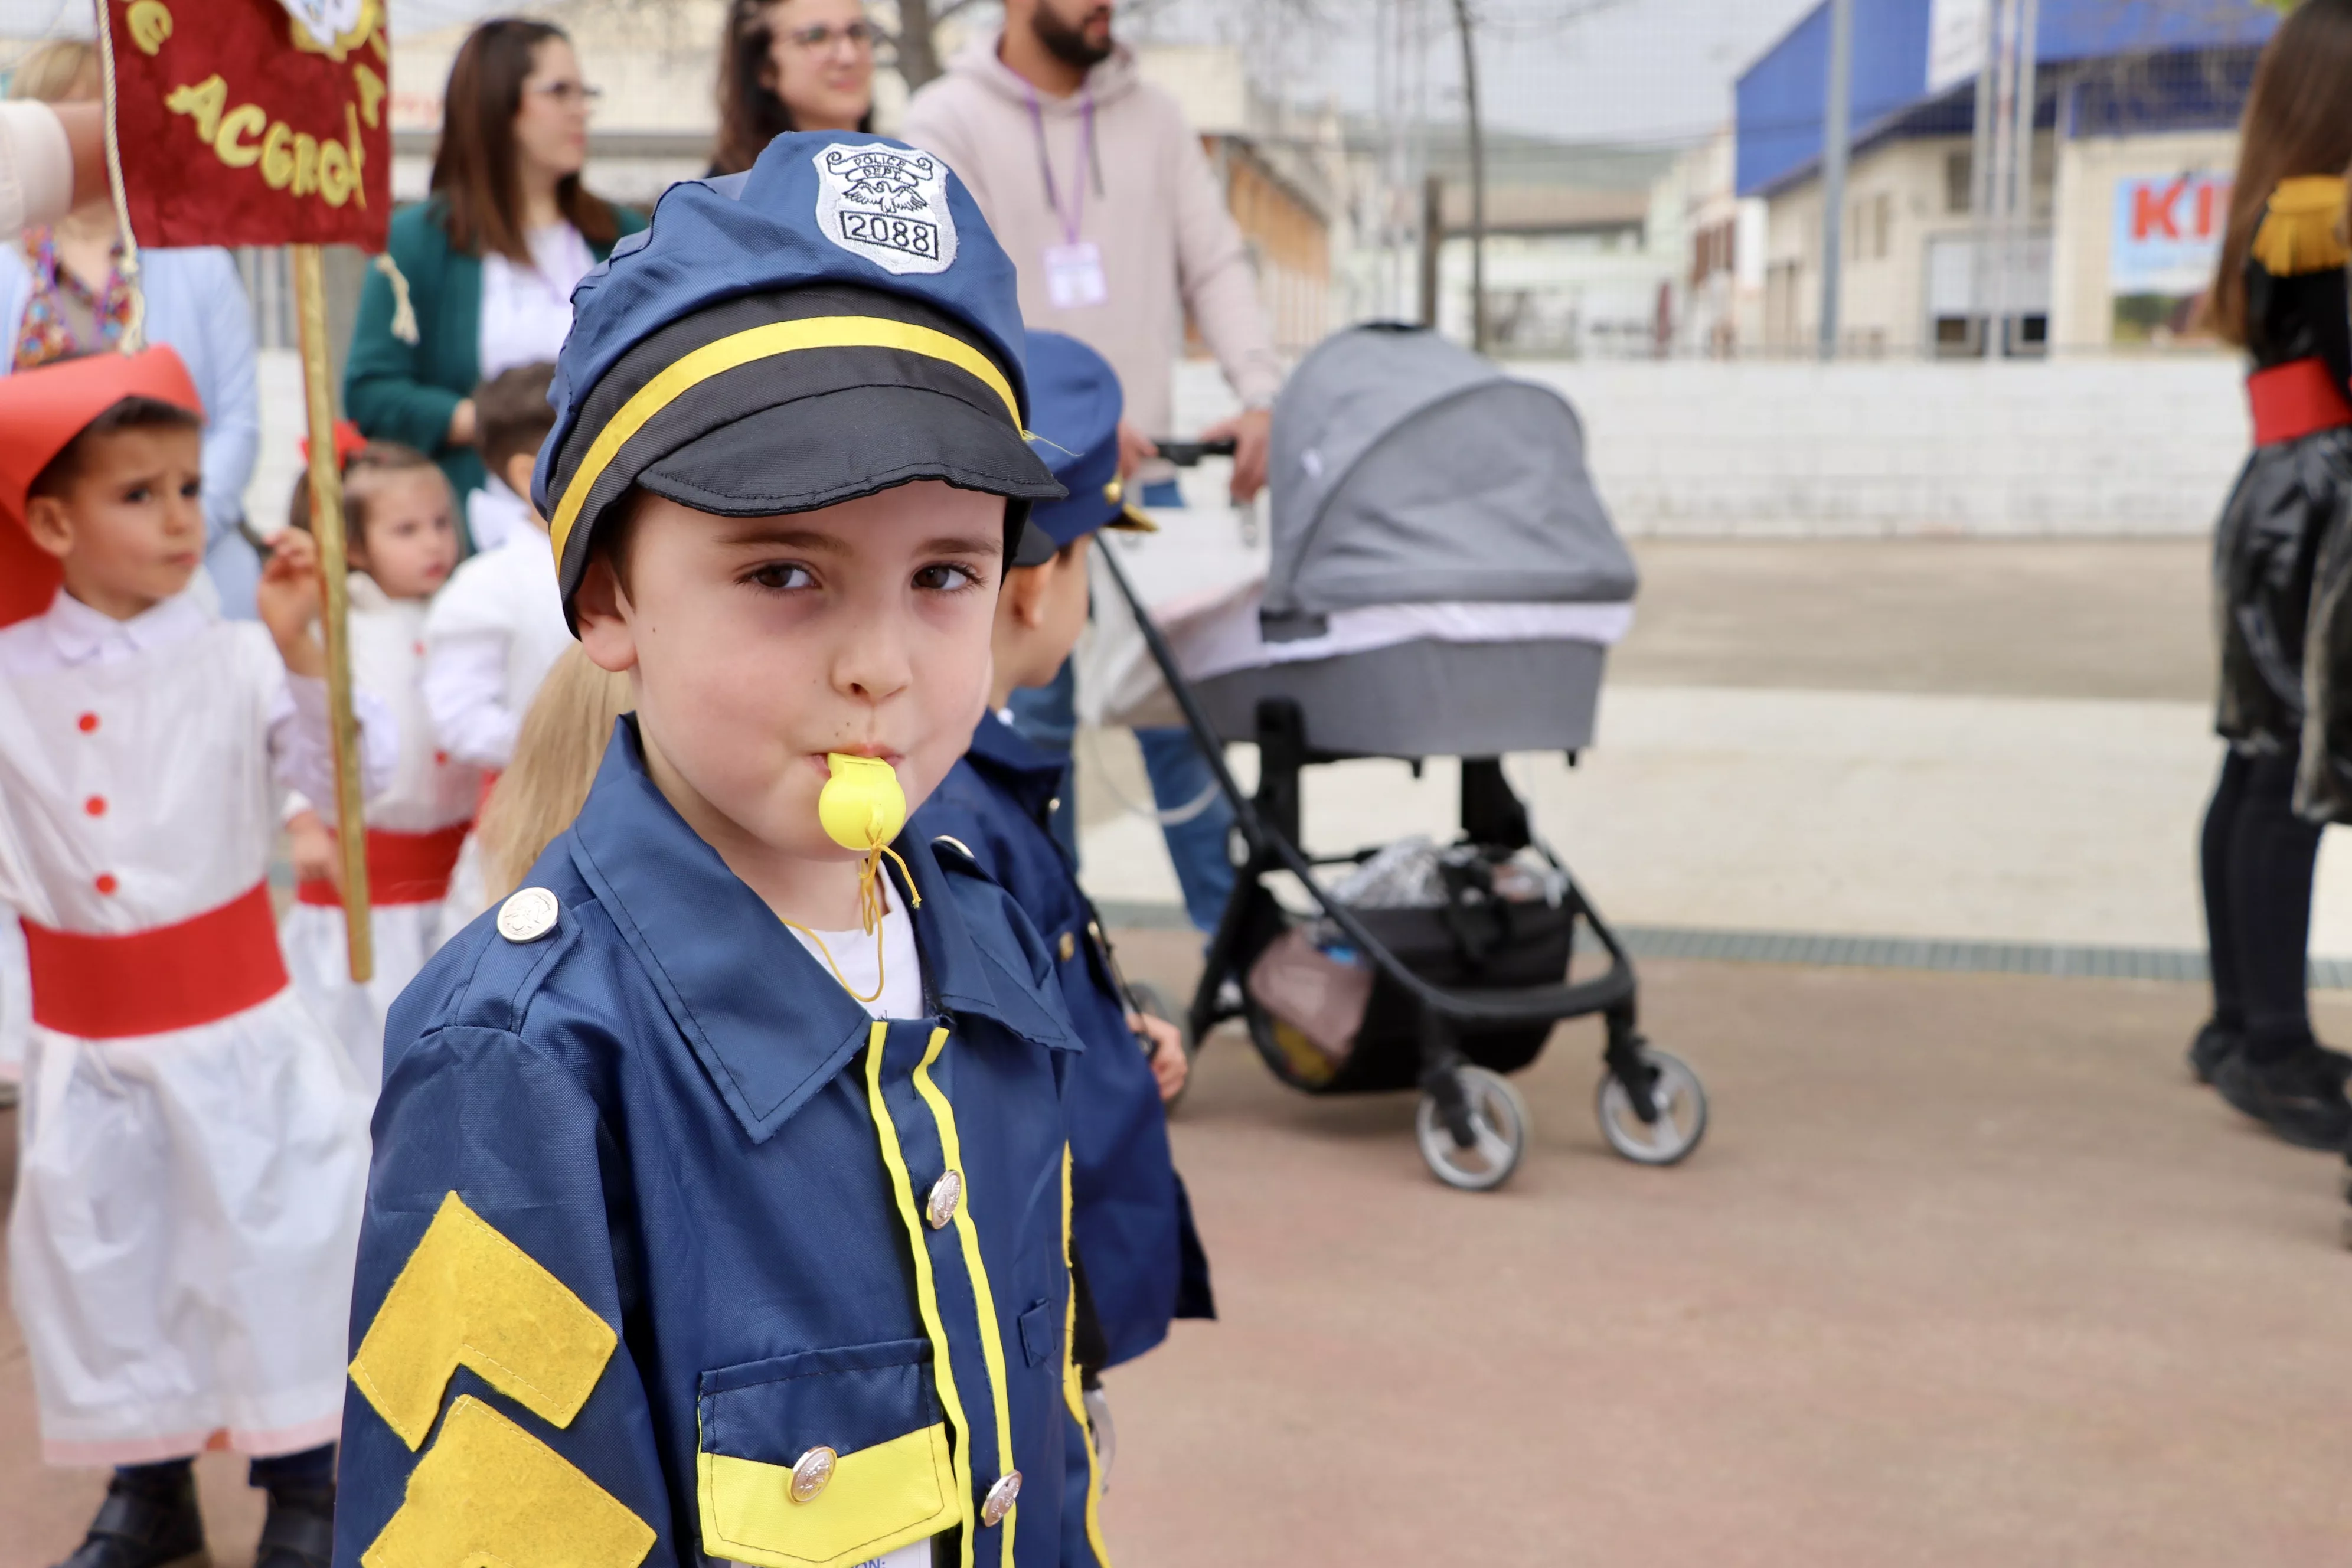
[534,133,1061,612]
[1012,329,1152,567]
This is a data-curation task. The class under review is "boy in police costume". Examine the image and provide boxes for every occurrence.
[912,332,1213,1446]
[337,135,1110,1568]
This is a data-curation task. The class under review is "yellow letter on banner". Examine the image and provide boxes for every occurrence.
[362,1396,654,1568]
[164,74,225,144]
[348,1191,619,1452]
[215,103,266,168]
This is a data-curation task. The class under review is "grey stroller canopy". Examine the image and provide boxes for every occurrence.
[1260,322,1638,643]
[1188,323,1635,758]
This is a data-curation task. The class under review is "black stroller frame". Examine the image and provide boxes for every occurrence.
[1094,541,1708,1191]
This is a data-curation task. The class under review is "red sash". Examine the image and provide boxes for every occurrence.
[2248,357,2352,446]
[22,882,288,1038]
[295,822,471,907]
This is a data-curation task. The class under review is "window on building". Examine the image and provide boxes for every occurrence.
[1872,192,1892,259]
[1945,149,1972,215]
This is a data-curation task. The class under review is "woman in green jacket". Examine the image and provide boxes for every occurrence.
[345,18,644,552]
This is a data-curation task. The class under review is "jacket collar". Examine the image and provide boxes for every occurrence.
[565,718,1071,1145]
[962,710,1068,828]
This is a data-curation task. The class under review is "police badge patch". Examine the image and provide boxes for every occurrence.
[812,142,959,276]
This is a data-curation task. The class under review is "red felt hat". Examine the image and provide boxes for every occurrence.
[0,347,205,628]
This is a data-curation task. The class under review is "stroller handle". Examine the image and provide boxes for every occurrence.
[1152,436,1239,467]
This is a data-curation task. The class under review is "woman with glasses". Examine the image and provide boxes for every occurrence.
[345,18,643,554]
[711,0,876,176]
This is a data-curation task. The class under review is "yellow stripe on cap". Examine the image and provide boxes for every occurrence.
[549,316,1024,569]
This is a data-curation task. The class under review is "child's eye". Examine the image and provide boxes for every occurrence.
[180,480,202,500]
[746,562,817,592]
[123,485,151,503]
[913,563,981,593]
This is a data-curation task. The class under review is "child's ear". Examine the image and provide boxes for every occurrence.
[502,452,538,506]
[574,554,639,675]
[21,495,74,560]
[1000,563,1051,631]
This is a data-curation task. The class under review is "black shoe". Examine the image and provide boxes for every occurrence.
[53,1472,207,1568]
[2214,1046,2352,1151]
[254,1487,334,1568]
[2187,1020,2240,1083]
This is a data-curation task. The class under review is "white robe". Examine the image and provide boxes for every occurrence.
[0,589,390,1465]
[279,574,482,1090]
[420,524,571,932]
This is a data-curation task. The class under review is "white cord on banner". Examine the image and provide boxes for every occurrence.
[92,1,145,354]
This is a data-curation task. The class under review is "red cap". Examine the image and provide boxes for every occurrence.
[298,417,368,471]
[0,347,205,628]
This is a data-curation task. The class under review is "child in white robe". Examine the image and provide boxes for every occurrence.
[0,348,393,1567]
[280,443,479,1090]
[420,363,569,925]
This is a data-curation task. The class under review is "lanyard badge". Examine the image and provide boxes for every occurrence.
[1027,86,1109,311]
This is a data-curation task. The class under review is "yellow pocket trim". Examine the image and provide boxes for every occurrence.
[362,1395,654,1568]
[698,1421,957,1568]
[349,1191,619,1451]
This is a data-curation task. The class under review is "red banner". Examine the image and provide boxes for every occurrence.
[104,0,391,251]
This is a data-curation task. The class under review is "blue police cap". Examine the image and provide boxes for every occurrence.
[1011,329,1155,567]
[535,133,1064,615]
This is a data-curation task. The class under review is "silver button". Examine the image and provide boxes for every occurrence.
[925,1169,962,1230]
[496,887,560,943]
[1048,795,1061,813]
[790,1446,836,1502]
[980,1469,1022,1527]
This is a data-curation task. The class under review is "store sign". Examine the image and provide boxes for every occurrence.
[2109,173,2229,294]
[1927,0,1988,94]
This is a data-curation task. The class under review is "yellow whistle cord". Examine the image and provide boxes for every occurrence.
[781,844,922,1006]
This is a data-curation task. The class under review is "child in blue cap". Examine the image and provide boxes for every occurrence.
[914,331,1216,1490]
[337,135,1110,1568]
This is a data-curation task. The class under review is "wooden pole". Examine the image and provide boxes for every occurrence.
[291,243,372,983]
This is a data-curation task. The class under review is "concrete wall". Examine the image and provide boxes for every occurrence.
[1173,349,2246,537]
[1520,354,2247,536]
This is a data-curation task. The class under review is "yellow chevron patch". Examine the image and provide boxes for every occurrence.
[362,1395,655,1568]
[349,1191,619,1451]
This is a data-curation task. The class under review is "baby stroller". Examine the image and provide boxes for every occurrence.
[1108,322,1707,1191]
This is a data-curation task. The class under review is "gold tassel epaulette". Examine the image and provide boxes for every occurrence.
[2251,175,2351,276]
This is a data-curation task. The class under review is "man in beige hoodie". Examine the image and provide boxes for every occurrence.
[904,0,1283,936]
[901,0,1282,498]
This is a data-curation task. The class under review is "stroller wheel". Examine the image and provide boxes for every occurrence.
[1415,1067,1528,1191]
[1595,1048,1707,1166]
[1125,980,1194,1111]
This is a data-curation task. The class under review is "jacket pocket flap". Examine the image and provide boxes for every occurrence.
[697,1340,958,1568]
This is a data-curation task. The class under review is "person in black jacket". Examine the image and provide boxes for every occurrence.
[2195,0,2352,1154]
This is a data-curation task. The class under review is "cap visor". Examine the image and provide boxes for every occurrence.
[636,384,1063,519]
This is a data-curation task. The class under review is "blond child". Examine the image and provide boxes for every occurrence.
[471,643,635,904]
[280,443,480,1089]
[0,348,391,1568]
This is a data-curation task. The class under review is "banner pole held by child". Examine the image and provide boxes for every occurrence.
[294,242,373,981]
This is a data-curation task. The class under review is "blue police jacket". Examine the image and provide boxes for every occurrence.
[337,718,1109,1568]
[914,712,1213,1371]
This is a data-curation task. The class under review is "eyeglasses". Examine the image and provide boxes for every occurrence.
[525,80,605,109]
[783,20,876,52]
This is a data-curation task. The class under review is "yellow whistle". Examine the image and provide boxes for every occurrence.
[819,753,907,852]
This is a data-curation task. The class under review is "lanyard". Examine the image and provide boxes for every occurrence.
[1024,85,1095,248]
